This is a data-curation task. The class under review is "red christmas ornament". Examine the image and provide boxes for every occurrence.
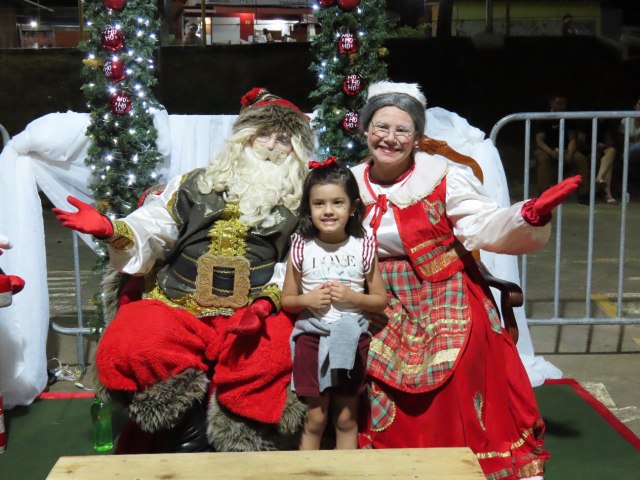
[109,92,132,116]
[318,0,336,7]
[337,0,360,12]
[103,0,127,10]
[342,73,363,96]
[341,111,359,133]
[338,32,358,54]
[101,26,125,52]
[103,59,126,83]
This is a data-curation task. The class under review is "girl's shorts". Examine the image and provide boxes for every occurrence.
[292,333,370,397]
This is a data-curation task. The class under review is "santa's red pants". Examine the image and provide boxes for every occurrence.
[96,299,294,424]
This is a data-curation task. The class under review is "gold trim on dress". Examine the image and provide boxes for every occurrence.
[370,382,396,432]
[417,243,469,278]
[517,458,546,478]
[409,233,453,255]
[474,392,486,431]
[429,348,460,366]
[368,341,461,374]
[475,428,535,459]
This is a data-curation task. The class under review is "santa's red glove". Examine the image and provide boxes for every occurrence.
[521,175,582,226]
[52,196,114,239]
[228,299,273,336]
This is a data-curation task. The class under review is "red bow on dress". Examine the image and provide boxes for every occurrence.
[308,156,338,169]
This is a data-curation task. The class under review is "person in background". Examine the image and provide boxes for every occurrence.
[575,119,619,204]
[182,23,198,46]
[562,13,578,36]
[350,80,582,479]
[619,96,640,165]
[282,159,386,450]
[256,28,268,43]
[595,122,618,204]
[534,93,590,204]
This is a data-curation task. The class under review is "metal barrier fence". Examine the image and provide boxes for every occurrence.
[50,232,92,369]
[490,111,640,329]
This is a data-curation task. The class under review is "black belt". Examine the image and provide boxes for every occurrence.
[170,251,275,308]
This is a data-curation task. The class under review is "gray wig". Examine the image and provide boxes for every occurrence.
[359,93,426,135]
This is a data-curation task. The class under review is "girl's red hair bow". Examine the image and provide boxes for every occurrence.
[308,156,338,169]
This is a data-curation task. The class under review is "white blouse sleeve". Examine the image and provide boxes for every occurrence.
[445,167,551,255]
[108,175,183,275]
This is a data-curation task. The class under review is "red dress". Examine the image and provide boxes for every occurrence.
[352,158,549,479]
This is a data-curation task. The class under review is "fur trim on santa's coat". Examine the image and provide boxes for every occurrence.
[206,388,306,452]
[100,266,124,326]
[128,368,209,433]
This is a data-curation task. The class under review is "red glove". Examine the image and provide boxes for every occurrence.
[228,299,273,336]
[52,196,114,239]
[522,175,582,226]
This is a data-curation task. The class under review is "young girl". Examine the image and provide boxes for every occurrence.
[282,158,387,450]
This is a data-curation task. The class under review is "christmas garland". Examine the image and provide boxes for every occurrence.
[310,0,389,165]
[79,0,163,330]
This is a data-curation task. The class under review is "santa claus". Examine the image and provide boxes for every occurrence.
[53,88,313,452]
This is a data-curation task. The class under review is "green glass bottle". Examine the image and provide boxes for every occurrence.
[91,398,113,452]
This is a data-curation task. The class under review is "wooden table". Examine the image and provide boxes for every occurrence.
[47,448,486,479]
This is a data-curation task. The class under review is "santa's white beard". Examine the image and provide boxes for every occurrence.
[215,146,303,228]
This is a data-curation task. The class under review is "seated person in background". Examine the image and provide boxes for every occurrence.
[619,96,640,165]
[576,118,618,204]
[534,93,589,203]
[561,13,579,36]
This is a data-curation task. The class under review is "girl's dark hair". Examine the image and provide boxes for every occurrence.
[298,161,366,239]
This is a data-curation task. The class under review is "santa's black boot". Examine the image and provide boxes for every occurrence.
[164,400,210,452]
[127,368,212,452]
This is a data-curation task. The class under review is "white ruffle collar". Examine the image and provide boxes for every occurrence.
[352,152,449,208]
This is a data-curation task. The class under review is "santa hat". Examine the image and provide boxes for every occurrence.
[233,87,314,154]
[367,81,427,109]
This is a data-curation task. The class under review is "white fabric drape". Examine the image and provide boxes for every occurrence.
[0,108,559,409]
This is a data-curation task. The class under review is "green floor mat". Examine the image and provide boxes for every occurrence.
[1,382,638,479]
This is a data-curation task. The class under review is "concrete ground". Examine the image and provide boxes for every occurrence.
[42,195,640,439]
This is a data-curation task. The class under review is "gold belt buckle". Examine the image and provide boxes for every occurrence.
[195,253,250,309]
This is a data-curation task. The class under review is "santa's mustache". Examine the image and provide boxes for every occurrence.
[251,143,289,165]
